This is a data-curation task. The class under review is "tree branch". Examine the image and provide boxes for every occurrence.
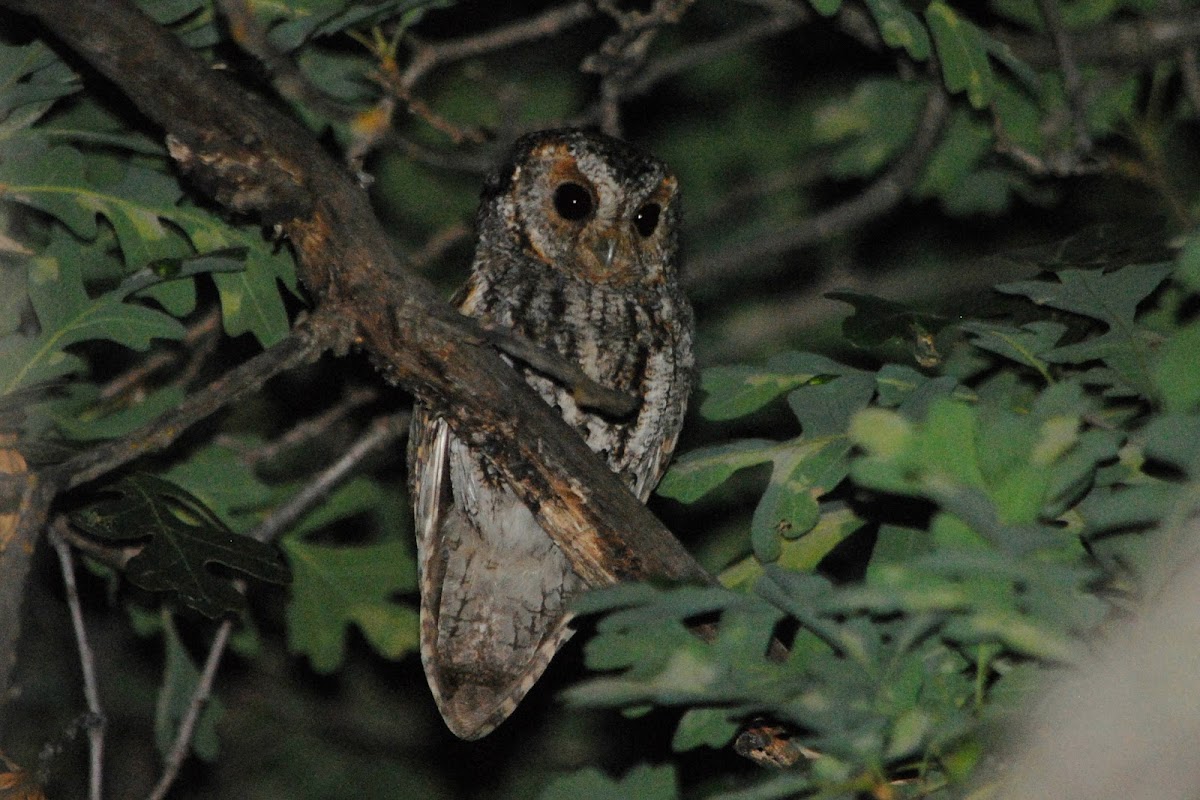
[399,1,596,92]
[249,411,409,545]
[49,519,105,800]
[995,11,1200,69]
[49,316,330,493]
[145,618,232,800]
[685,85,951,292]
[1035,0,1093,155]
[1,0,711,612]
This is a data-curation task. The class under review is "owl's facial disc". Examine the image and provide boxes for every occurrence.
[515,143,677,287]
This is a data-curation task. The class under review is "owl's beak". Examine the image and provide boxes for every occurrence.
[601,238,618,269]
[587,228,636,278]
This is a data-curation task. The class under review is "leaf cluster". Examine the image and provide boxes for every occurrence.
[569,244,1200,797]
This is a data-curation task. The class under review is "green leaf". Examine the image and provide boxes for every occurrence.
[1156,323,1200,412]
[163,441,277,526]
[540,765,677,800]
[917,109,995,202]
[0,229,187,395]
[751,437,854,562]
[960,320,1066,381]
[828,291,949,349]
[999,263,1173,395]
[656,439,777,503]
[699,352,847,420]
[44,384,187,441]
[0,40,78,136]
[1175,230,1200,292]
[156,614,224,762]
[811,79,928,179]
[864,0,931,60]
[720,507,866,590]
[3,140,299,347]
[282,479,418,672]
[672,707,739,751]
[70,475,291,618]
[787,371,876,437]
[926,2,996,108]
[807,0,842,16]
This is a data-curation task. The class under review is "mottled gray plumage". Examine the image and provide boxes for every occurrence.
[409,128,694,739]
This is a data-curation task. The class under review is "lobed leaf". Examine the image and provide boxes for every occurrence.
[282,479,418,672]
[70,475,291,618]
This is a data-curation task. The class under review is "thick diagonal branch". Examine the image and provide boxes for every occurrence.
[0,0,710,593]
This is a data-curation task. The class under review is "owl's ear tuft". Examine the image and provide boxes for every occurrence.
[480,164,514,203]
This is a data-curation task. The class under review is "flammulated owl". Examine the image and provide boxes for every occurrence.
[408,128,695,739]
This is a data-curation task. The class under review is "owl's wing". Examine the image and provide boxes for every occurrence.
[409,406,582,740]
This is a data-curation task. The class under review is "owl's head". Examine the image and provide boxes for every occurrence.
[480,128,680,287]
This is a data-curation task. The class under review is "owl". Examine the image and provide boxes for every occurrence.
[408,128,695,740]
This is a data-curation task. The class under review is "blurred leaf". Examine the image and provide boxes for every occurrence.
[1175,230,1200,292]
[657,439,777,503]
[864,0,931,60]
[916,110,997,208]
[672,708,739,752]
[926,2,996,108]
[540,765,677,800]
[699,352,848,420]
[828,292,949,349]
[812,79,927,178]
[807,0,842,16]
[1154,323,1200,412]
[71,474,291,618]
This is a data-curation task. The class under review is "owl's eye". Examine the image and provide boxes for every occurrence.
[633,203,661,237]
[553,182,593,221]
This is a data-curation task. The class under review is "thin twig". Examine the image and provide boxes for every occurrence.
[50,519,106,800]
[407,221,472,271]
[250,412,409,544]
[144,410,409,798]
[685,86,951,291]
[584,0,696,136]
[624,3,806,98]
[399,1,595,92]
[145,619,232,800]
[1036,0,1093,155]
[994,10,1200,69]
[99,304,222,403]
[228,385,381,468]
[49,314,333,493]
